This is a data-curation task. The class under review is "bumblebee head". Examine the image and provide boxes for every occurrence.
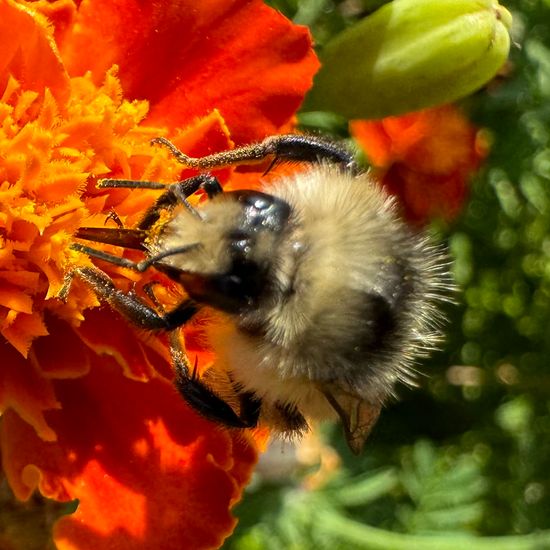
[155,189,291,313]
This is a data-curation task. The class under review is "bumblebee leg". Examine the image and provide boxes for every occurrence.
[97,174,223,230]
[98,174,221,196]
[228,374,262,427]
[273,402,309,434]
[141,285,260,427]
[237,391,262,427]
[61,266,260,428]
[169,332,261,428]
[152,134,357,172]
[60,266,197,330]
[75,174,223,250]
[140,281,199,329]
[137,174,223,230]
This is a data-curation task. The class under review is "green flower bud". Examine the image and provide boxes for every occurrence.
[304,0,512,119]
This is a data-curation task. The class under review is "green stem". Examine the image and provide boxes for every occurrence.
[318,512,550,550]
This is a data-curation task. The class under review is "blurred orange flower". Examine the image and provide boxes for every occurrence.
[0,0,318,548]
[350,105,488,225]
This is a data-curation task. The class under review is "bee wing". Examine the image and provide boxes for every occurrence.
[321,386,381,455]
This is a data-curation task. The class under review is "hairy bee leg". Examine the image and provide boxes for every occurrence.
[152,134,357,172]
[75,175,223,249]
[237,391,262,427]
[273,402,309,434]
[168,332,261,428]
[61,266,255,427]
[96,174,220,229]
[62,266,198,330]
[137,174,223,230]
[64,265,260,430]
[225,370,262,427]
[98,179,169,190]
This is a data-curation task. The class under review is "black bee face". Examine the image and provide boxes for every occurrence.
[178,190,291,313]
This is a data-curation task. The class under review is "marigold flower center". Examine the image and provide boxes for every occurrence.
[0,67,180,357]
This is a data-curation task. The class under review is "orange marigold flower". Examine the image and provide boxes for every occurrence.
[350,105,488,225]
[0,0,317,548]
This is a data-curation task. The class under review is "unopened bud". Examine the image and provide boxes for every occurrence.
[305,0,512,119]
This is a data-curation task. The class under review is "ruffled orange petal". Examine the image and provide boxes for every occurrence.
[384,166,470,225]
[19,0,77,49]
[0,344,59,442]
[351,106,486,171]
[1,356,259,550]
[30,316,90,379]
[351,105,487,223]
[74,308,171,382]
[398,107,488,176]
[349,119,394,167]
[0,0,69,102]
[59,0,319,144]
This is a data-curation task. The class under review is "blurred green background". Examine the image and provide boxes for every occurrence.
[224,1,550,548]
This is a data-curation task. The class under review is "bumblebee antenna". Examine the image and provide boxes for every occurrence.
[139,243,202,270]
[70,242,201,272]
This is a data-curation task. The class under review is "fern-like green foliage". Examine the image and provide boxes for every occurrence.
[396,441,487,534]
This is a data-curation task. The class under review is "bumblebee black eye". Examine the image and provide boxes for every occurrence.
[228,230,250,241]
[246,195,272,211]
[228,190,291,234]
[180,258,265,312]
[208,259,266,310]
[216,274,246,299]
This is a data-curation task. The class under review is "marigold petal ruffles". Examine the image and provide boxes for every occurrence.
[2,357,258,549]
[350,105,488,223]
[58,0,319,144]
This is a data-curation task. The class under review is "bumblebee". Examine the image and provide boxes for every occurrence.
[62,134,451,454]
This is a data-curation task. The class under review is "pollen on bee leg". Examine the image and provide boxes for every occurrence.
[58,270,78,302]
